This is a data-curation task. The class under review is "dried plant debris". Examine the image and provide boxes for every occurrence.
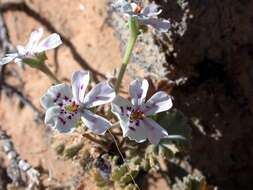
[0,127,40,189]
[172,174,217,190]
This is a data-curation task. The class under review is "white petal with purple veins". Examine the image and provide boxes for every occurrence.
[83,82,115,108]
[40,83,72,109]
[71,70,90,103]
[111,96,132,118]
[25,28,44,53]
[44,106,61,129]
[138,18,171,32]
[35,33,62,53]
[81,110,112,135]
[16,45,27,56]
[142,118,168,144]
[129,79,149,107]
[142,3,162,17]
[143,91,173,116]
[125,120,148,143]
[44,106,80,133]
[54,114,79,133]
[111,96,133,135]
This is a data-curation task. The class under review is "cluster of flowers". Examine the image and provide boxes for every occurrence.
[40,70,173,144]
[0,0,173,144]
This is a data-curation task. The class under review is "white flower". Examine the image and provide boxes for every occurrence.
[40,71,116,134]
[113,0,171,32]
[111,79,173,144]
[0,28,62,66]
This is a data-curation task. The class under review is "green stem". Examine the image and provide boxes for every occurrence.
[39,63,61,84]
[114,17,139,94]
[23,54,60,84]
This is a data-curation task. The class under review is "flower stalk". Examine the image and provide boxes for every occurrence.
[114,17,139,94]
[23,54,60,84]
[39,62,61,84]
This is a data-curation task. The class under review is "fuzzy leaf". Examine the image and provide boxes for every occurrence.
[64,143,83,159]
[111,165,128,181]
[156,111,191,148]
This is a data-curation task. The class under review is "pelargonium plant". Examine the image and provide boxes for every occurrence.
[0,1,189,189]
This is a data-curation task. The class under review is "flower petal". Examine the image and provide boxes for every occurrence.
[125,120,148,143]
[35,33,62,53]
[129,79,149,107]
[25,28,44,53]
[14,57,23,65]
[45,106,79,133]
[142,3,162,17]
[16,45,27,56]
[143,91,173,116]
[71,70,90,103]
[83,82,115,108]
[0,53,17,65]
[138,18,171,32]
[44,106,61,128]
[40,83,72,109]
[81,110,112,135]
[142,118,168,144]
[112,0,132,13]
[111,96,133,135]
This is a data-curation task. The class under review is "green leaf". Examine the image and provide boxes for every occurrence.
[156,111,191,148]
[111,165,128,181]
[64,142,84,159]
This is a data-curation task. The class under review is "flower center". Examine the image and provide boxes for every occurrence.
[133,5,142,13]
[130,109,145,121]
[65,102,79,113]
[128,1,142,13]
[53,92,80,125]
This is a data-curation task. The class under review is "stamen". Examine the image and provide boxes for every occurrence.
[65,101,79,113]
[130,109,145,121]
[134,5,142,14]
